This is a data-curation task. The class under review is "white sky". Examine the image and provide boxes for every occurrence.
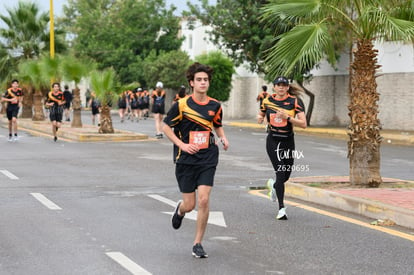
[0,0,215,17]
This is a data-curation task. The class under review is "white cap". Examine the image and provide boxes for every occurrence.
[156,81,163,88]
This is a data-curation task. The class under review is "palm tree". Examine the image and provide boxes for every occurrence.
[61,56,93,128]
[0,1,67,115]
[17,59,49,121]
[0,1,66,74]
[261,0,414,187]
[89,68,118,133]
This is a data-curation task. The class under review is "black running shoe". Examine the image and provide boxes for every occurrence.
[171,200,184,229]
[54,136,57,142]
[192,243,208,258]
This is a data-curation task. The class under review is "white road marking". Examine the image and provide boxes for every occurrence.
[0,170,19,180]
[148,194,227,227]
[147,194,176,207]
[30,193,62,210]
[106,252,152,275]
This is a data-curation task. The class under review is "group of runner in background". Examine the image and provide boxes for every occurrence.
[117,87,151,123]
[1,79,189,140]
[117,82,188,138]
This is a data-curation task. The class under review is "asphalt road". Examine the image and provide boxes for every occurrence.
[1,113,413,274]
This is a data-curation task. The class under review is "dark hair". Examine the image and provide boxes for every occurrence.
[52,82,60,88]
[287,83,304,98]
[11,79,19,84]
[178,85,186,98]
[64,85,69,90]
[186,62,213,85]
[262,85,267,92]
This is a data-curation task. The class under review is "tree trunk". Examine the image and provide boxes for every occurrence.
[32,89,45,121]
[0,102,6,114]
[99,105,114,133]
[297,81,314,126]
[71,86,83,128]
[21,86,33,118]
[348,39,382,187]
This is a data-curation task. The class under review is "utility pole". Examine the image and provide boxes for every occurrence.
[50,0,55,58]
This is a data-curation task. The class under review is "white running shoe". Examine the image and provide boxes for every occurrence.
[266,178,276,202]
[8,136,13,142]
[277,207,288,220]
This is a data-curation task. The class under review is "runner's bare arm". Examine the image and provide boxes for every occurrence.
[214,127,229,151]
[257,111,265,124]
[289,111,307,129]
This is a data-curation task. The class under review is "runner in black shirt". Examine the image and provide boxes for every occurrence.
[1,79,24,141]
[163,62,229,258]
[45,83,65,142]
[258,76,307,220]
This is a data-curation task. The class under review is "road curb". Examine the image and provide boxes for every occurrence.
[1,118,149,142]
[286,182,414,230]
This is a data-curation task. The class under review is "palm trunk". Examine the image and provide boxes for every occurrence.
[99,105,114,133]
[0,102,6,114]
[71,86,83,128]
[348,39,382,187]
[297,81,314,126]
[21,86,33,118]
[32,89,45,121]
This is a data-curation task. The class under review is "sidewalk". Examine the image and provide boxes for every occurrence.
[2,116,414,230]
[1,118,149,142]
[227,120,414,230]
[286,176,414,230]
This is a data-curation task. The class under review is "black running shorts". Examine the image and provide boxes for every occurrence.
[152,103,165,114]
[49,106,64,122]
[6,104,19,120]
[175,164,216,193]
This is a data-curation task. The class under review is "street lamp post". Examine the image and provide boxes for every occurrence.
[50,0,55,59]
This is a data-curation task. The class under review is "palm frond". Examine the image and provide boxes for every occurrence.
[358,7,414,40]
[265,22,335,78]
[60,56,93,84]
[39,55,61,83]
[17,59,48,90]
[90,68,118,106]
[261,0,320,24]
[383,16,414,41]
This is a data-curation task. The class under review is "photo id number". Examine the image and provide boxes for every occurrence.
[277,164,309,172]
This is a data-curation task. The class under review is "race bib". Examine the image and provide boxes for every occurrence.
[189,131,210,149]
[269,113,287,127]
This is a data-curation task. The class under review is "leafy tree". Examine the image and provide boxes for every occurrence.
[186,0,276,74]
[261,0,414,187]
[0,1,67,82]
[195,51,235,102]
[186,0,316,124]
[61,0,183,84]
[142,50,190,90]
